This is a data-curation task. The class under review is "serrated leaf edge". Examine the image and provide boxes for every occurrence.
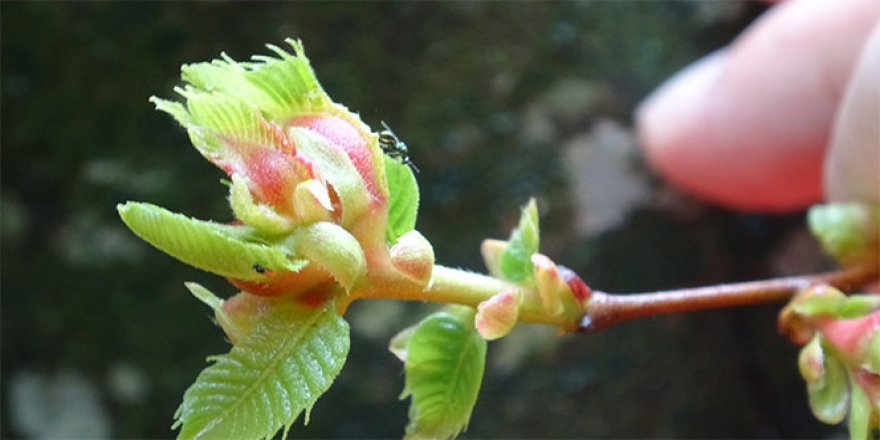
[117,201,306,281]
[403,311,486,439]
[174,303,348,440]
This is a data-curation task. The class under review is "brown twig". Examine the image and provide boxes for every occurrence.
[580,264,879,332]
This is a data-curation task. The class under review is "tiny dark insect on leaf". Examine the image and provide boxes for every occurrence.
[379,121,419,173]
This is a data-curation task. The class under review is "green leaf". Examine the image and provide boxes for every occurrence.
[179,39,329,124]
[151,40,341,175]
[174,300,350,440]
[795,294,880,320]
[806,338,850,424]
[402,307,487,440]
[848,373,871,440]
[151,89,273,164]
[385,156,419,243]
[867,330,880,374]
[117,202,306,281]
[836,296,880,318]
[809,203,880,265]
[799,335,826,383]
[499,199,540,283]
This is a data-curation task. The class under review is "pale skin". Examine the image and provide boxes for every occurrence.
[636,0,880,212]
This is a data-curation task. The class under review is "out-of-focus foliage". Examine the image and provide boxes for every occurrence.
[809,203,880,267]
[2,2,839,438]
[780,287,880,439]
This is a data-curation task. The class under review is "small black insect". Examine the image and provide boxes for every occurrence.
[378,121,419,173]
[252,263,267,274]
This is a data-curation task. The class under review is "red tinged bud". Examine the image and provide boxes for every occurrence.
[242,148,301,214]
[229,264,333,298]
[557,264,591,303]
[817,311,880,361]
[289,115,383,203]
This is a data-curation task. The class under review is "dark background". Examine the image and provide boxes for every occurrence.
[2,2,841,438]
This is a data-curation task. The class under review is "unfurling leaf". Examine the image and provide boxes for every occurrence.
[385,155,420,243]
[287,126,374,227]
[475,290,520,340]
[849,375,872,440]
[499,198,540,284]
[293,179,334,225]
[480,239,507,280]
[797,333,850,426]
[401,307,487,440]
[785,287,880,437]
[288,221,366,291]
[171,39,328,134]
[229,174,295,236]
[117,202,306,281]
[868,332,880,374]
[174,300,349,440]
[795,293,880,320]
[390,230,435,285]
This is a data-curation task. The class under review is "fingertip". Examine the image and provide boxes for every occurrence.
[636,0,877,212]
[636,50,726,165]
[825,22,880,204]
[636,45,824,211]
[636,51,728,202]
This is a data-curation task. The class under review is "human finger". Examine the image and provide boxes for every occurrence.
[824,22,880,204]
[636,0,879,211]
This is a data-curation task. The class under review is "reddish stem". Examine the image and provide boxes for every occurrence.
[580,264,879,332]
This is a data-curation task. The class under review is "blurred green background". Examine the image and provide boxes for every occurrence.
[2,2,841,438]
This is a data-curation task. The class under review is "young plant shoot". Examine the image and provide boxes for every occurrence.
[119,40,880,440]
